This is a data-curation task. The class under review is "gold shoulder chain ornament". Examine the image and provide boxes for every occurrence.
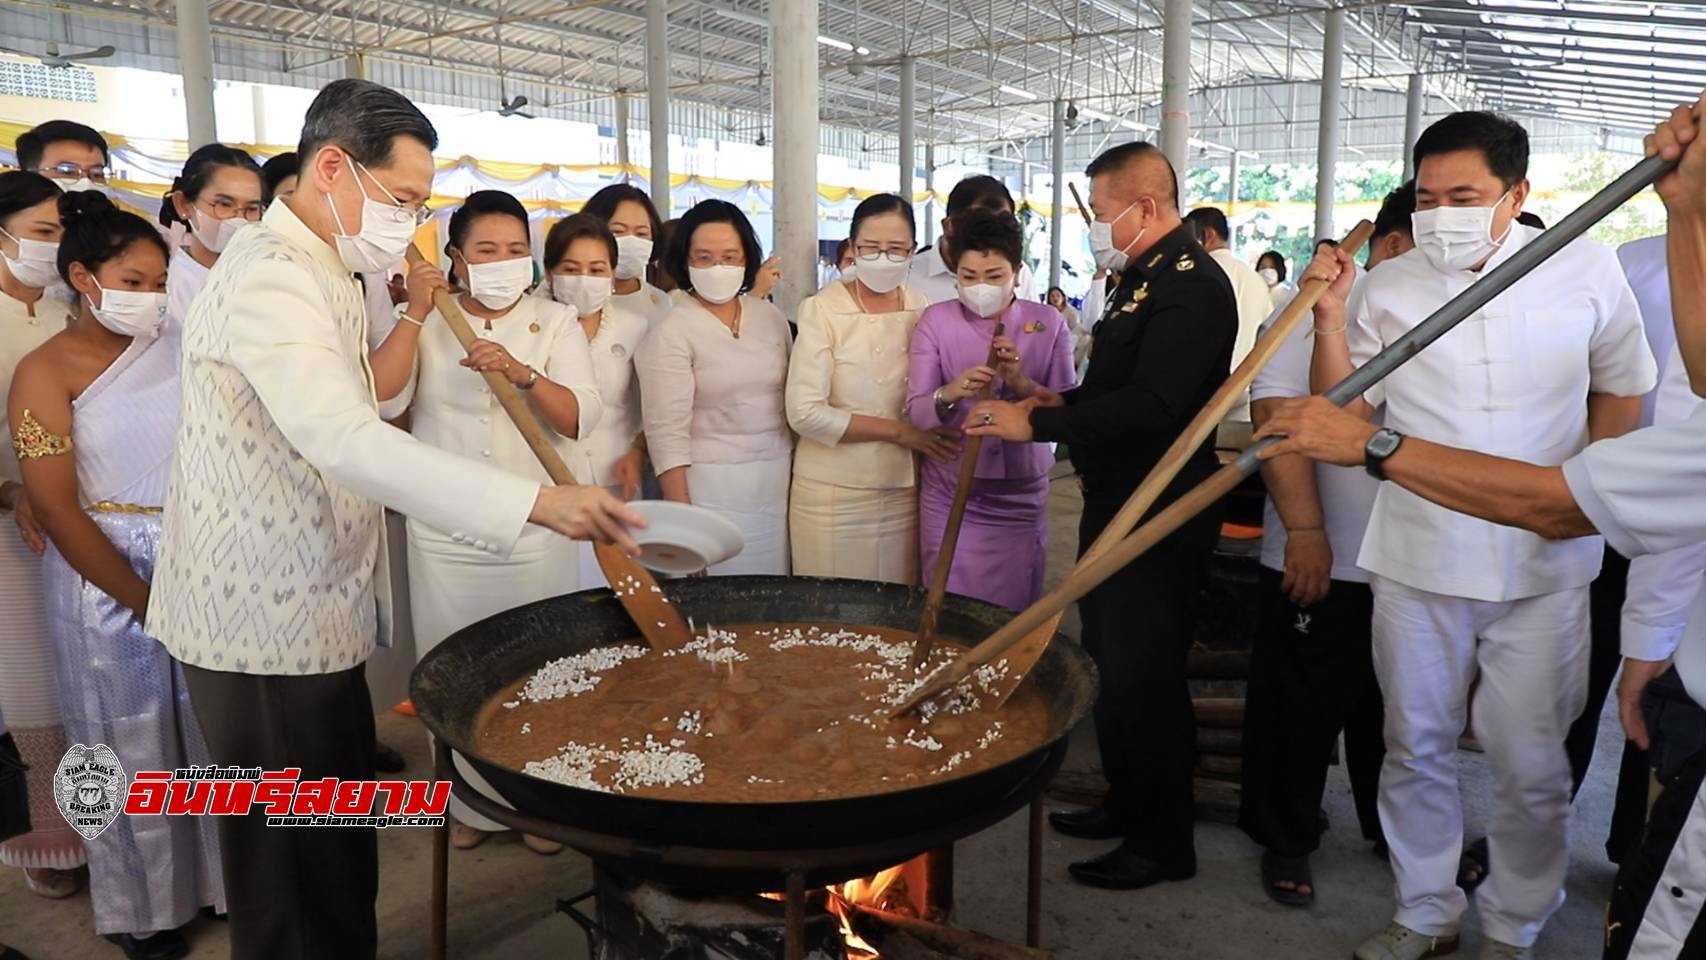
[12,409,73,460]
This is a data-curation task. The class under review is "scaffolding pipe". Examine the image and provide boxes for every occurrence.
[646,0,671,216]
[1049,98,1066,293]
[899,55,917,202]
[1403,72,1425,180]
[1160,0,1192,176]
[615,89,631,169]
[1314,6,1345,240]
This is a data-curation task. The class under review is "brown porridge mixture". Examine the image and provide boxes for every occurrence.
[471,622,1052,803]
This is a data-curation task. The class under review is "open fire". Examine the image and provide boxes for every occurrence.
[824,856,935,957]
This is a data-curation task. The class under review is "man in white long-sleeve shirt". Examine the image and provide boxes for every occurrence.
[149,79,641,960]
[1257,94,1706,960]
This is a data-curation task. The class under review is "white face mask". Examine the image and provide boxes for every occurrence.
[854,252,910,294]
[957,280,1013,319]
[552,274,613,317]
[192,208,251,255]
[55,178,110,197]
[1258,267,1280,287]
[0,227,61,289]
[1410,189,1513,272]
[613,235,653,281]
[463,255,534,310]
[837,265,857,283]
[326,153,419,275]
[689,264,745,304]
[86,280,166,338]
[1089,199,1145,273]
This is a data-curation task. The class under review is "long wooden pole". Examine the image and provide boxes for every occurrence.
[403,245,692,651]
[894,150,1677,717]
[973,220,1373,709]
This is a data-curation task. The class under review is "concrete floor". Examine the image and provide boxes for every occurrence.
[0,471,1626,959]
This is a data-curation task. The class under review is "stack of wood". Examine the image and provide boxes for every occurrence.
[1045,646,1251,825]
[1187,647,1249,824]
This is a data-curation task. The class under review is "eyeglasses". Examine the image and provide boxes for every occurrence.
[353,157,433,225]
[39,162,112,183]
[853,242,913,261]
[687,251,745,269]
[200,196,267,222]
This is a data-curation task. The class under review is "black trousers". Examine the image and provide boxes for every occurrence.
[1568,547,1655,863]
[1077,471,1222,858]
[1604,669,1706,960]
[182,662,379,960]
[1238,570,1385,857]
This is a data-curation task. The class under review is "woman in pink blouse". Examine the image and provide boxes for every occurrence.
[906,208,1076,610]
[635,200,793,574]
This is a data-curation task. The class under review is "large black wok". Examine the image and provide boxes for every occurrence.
[412,576,1095,879]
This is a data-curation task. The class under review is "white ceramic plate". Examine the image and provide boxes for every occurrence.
[622,500,745,574]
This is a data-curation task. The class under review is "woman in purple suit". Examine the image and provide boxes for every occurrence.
[905,208,1076,610]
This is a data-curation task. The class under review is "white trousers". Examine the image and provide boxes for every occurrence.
[1371,576,1590,948]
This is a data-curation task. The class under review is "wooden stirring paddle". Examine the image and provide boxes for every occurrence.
[403,245,693,652]
[892,219,1375,717]
[910,318,1007,669]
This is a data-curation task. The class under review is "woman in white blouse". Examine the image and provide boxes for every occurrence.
[159,143,263,337]
[0,170,86,900]
[785,194,959,583]
[372,189,601,850]
[581,184,673,327]
[543,213,650,588]
[636,199,792,575]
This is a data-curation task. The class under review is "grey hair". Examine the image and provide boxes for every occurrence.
[297,79,439,168]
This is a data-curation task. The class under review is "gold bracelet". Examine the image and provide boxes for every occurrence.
[1313,320,1348,336]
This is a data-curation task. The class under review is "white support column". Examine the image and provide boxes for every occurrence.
[250,83,269,145]
[175,0,217,147]
[614,90,631,170]
[1049,99,1066,293]
[1160,0,1192,178]
[1228,150,1240,212]
[923,142,937,247]
[898,55,916,203]
[1314,6,1345,240]
[771,0,819,319]
[646,0,671,217]
[1403,72,1425,180]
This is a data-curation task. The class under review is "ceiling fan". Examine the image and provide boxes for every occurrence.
[0,40,116,68]
[494,93,535,119]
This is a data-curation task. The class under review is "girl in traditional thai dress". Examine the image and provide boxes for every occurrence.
[0,170,87,903]
[8,190,224,960]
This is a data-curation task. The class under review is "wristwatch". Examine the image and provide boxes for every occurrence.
[932,385,956,412]
[1364,428,1405,480]
[516,366,539,391]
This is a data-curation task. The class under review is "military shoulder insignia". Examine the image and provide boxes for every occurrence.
[1146,251,1165,270]
[1175,256,1195,272]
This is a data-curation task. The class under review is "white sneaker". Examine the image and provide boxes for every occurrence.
[1478,939,1533,960]
[1354,922,1461,960]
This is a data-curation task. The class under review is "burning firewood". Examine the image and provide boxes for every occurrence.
[845,902,1056,960]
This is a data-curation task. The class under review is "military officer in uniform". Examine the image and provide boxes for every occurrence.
[967,140,1237,890]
